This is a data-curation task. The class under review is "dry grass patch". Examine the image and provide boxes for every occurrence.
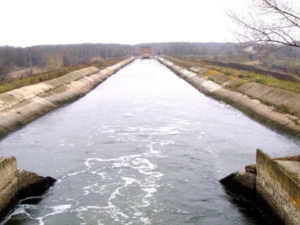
[165,56,300,94]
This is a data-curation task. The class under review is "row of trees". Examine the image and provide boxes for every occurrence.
[0,42,248,73]
[0,44,132,73]
[0,42,240,78]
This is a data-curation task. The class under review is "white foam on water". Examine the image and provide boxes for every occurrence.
[142,187,157,198]
[22,204,39,210]
[132,107,146,112]
[20,196,43,203]
[140,217,151,224]
[160,140,175,146]
[149,126,182,136]
[49,204,72,212]
[122,113,135,117]
[83,183,98,190]
[112,162,131,168]
[101,129,117,134]
[78,141,165,224]
[122,177,142,186]
[133,212,143,217]
[33,204,72,225]
[86,206,102,209]
[0,207,32,225]
[67,170,86,177]
[147,142,160,155]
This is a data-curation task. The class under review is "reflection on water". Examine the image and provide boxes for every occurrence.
[0,59,299,224]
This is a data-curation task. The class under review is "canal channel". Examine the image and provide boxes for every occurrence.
[1,59,300,224]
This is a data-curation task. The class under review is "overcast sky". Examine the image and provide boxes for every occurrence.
[1,0,250,47]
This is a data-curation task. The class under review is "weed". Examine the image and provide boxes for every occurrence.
[274,105,291,114]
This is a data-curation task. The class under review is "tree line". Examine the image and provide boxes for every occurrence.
[0,42,243,76]
[1,41,300,78]
[0,44,132,75]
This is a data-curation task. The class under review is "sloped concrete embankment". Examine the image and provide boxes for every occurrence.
[0,57,134,138]
[221,150,300,225]
[158,57,300,139]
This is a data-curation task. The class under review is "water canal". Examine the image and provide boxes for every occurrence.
[0,59,299,225]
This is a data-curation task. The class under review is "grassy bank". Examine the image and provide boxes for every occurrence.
[165,56,300,94]
[0,56,129,94]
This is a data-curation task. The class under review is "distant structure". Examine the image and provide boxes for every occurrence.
[140,46,152,59]
[243,45,256,53]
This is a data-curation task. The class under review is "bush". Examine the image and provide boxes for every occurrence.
[90,56,104,67]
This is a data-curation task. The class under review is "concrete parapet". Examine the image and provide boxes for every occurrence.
[256,150,300,224]
[221,150,300,224]
[0,57,134,138]
[0,157,18,220]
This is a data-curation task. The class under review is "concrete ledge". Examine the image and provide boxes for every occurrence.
[220,170,256,199]
[18,169,56,200]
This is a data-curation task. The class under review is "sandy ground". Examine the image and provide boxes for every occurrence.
[245,60,261,65]
[3,67,51,83]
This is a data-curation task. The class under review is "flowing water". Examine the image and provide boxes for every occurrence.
[0,59,299,225]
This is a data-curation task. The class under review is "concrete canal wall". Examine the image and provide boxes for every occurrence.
[158,57,300,139]
[0,157,18,220]
[221,150,300,225]
[0,157,56,221]
[0,57,134,138]
[256,150,300,224]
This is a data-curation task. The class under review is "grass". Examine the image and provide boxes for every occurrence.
[260,99,292,114]
[164,56,300,94]
[205,70,220,77]
[0,56,129,94]
[261,56,300,67]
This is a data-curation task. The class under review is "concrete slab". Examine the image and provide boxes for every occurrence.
[201,81,221,92]
[276,160,300,182]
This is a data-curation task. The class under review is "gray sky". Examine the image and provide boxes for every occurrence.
[1,0,247,47]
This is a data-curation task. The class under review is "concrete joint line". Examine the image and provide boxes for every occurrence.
[0,124,12,131]
[12,110,30,120]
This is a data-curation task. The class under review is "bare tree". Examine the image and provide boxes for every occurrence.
[0,54,9,84]
[229,0,300,52]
